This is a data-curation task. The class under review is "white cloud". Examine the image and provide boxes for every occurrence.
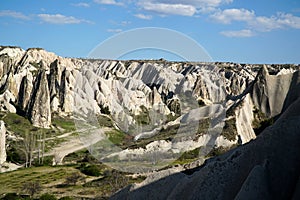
[212,8,300,36]
[154,0,232,8]
[211,8,255,24]
[134,13,153,20]
[249,16,281,32]
[220,29,255,37]
[107,28,123,33]
[38,14,92,24]
[137,0,233,15]
[249,13,300,32]
[94,0,123,6]
[139,2,196,16]
[276,13,300,29]
[0,10,30,20]
[71,2,90,7]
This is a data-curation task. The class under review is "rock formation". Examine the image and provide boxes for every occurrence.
[26,66,51,128]
[0,46,300,198]
[18,72,33,112]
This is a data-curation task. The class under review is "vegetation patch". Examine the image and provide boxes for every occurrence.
[52,116,76,132]
[63,149,97,164]
[105,129,127,147]
[134,105,150,125]
[97,115,114,128]
[206,144,237,158]
[78,164,103,177]
[0,165,136,199]
[2,113,48,136]
[1,113,77,166]
[172,147,201,165]
[221,118,238,141]
[252,107,274,135]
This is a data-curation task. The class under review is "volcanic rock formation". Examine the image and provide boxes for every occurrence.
[0,46,300,198]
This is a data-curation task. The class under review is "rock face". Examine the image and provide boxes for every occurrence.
[26,68,51,128]
[18,72,33,111]
[0,120,6,165]
[111,99,300,200]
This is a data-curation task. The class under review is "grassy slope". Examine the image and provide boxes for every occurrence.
[0,163,145,199]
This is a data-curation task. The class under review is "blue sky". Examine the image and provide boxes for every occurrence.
[0,0,300,63]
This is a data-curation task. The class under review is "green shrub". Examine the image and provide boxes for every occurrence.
[52,116,75,132]
[134,105,150,125]
[99,105,110,115]
[80,164,101,177]
[59,197,74,200]
[178,148,200,161]
[1,193,30,200]
[39,193,57,200]
[97,115,114,127]
[64,172,85,186]
[22,181,42,197]
[221,118,238,141]
[6,146,24,163]
[106,130,126,146]
[252,107,274,135]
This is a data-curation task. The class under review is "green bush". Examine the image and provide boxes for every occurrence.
[221,118,238,141]
[99,105,110,115]
[59,197,74,200]
[97,115,114,127]
[6,146,24,163]
[1,193,31,200]
[39,193,57,200]
[178,148,200,161]
[80,164,101,177]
